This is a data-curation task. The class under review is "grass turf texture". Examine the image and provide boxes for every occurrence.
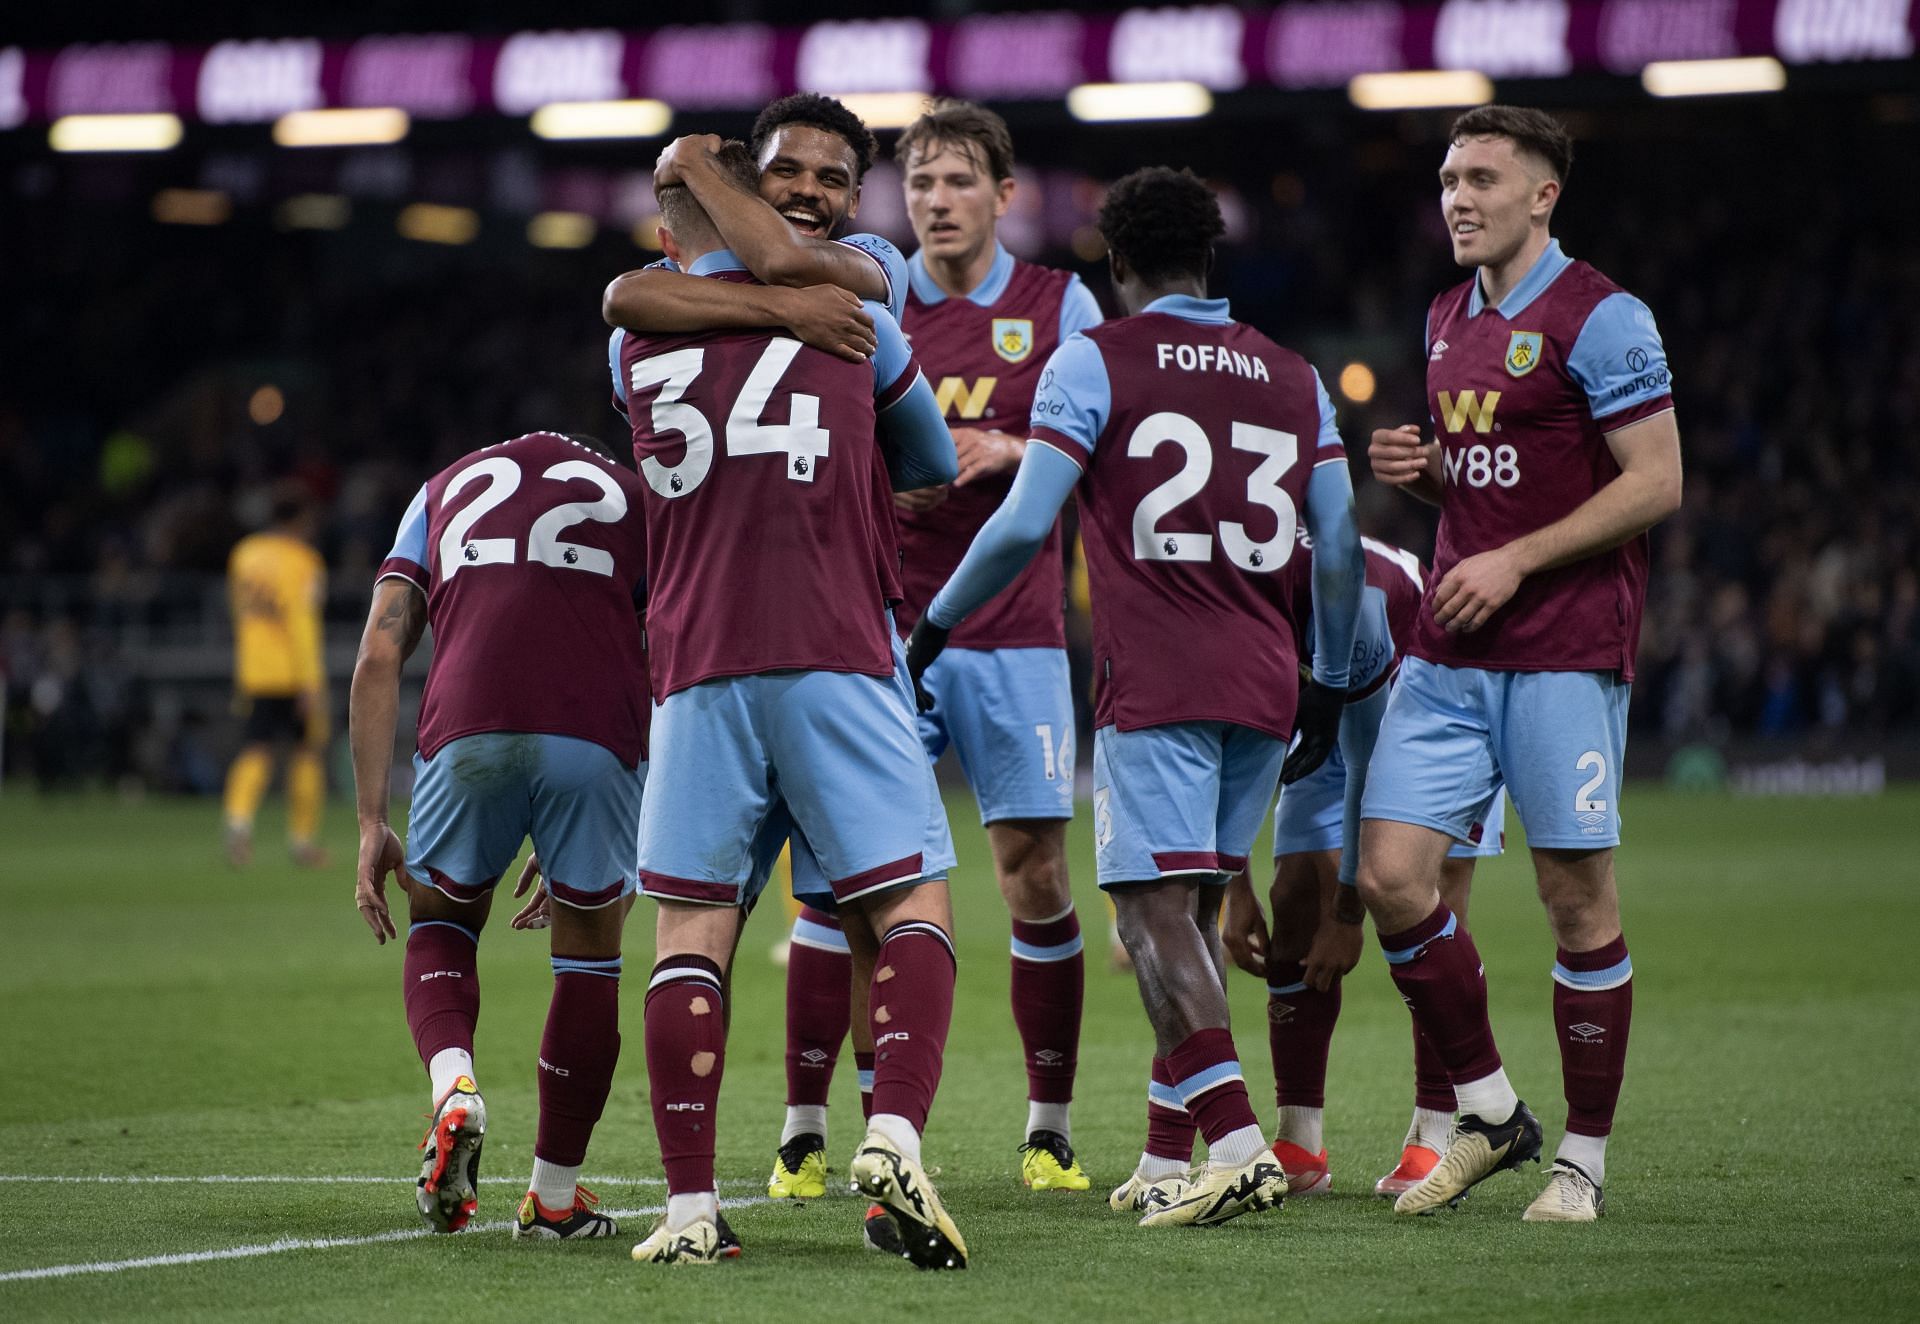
[1,787,1914,1321]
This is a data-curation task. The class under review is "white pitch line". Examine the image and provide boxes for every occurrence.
[0,1196,769,1284]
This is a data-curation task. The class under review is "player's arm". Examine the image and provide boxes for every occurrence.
[1296,679,1390,990]
[1369,425,1444,505]
[1433,294,1681,633]
[1283,380,1366,785]
[601,269,876,363]
[949,276,1106,487]
[870,303,959,491]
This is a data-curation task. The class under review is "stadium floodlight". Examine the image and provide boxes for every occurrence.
[1641,57,1787,98]
[397,203,479,245]
[1347,70,1494,111]
[49,113,183,153]
[274,108,410,148]
[530,99,673,140]
[152,189,231,226]
[528,211,595,249]
[826,93,933,130]
[1067,82,1213,123]
[1338,361,1377,405]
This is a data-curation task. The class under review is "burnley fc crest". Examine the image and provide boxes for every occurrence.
[1504,330,1544,378]
[992,318,1034,364]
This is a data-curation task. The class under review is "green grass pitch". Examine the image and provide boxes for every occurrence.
[2,786,1914,1320]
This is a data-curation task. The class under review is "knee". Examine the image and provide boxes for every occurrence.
[995,836,1071,917]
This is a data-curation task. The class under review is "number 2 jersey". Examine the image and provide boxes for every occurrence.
[377,431,651,767]
[1027,293,1346,740]
[1418,238,1674,678]
[615,253,926,699]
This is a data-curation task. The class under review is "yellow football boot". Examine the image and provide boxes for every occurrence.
[1019,1130,1091,1191]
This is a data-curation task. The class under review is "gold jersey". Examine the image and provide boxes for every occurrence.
[228,532,325,696]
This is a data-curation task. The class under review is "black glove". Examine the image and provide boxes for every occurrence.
[1280,680,1345,785]
[903,617,951,712]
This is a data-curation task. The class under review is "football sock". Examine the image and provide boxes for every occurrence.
[1379,903,1506,1100]
[1267,957,1340,1113]
[1009,905,1084,1120]
[854,1050,876,1119]
[428,1048,475,1104]
[1027,1101,1071,1141]
[644,955,726,1198]
[222,747,271,829]
[1143,1056,1198,1177]
[666,1190,718,1232]
[1553,934,1633,1153]
[781,1105,828,1147]
[1412,1024,1455,1113]
[534,956,621,1170]
[1557,1132,1609,1186]
[1455,1068,1520,1123]
[286,748,324,844]
[404,920,479,1083]
[1166,1028,1264,1169]
[529,1158,581,1211]
[867,921,956,1133]
[1276,1105,1324,1155]
[1406,1106,1455,1153]
[868,1111,923,1167]
[785,907,850,1113]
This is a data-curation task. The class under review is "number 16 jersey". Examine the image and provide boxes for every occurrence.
[1027,293,1346,740]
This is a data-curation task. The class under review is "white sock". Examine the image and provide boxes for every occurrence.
[1026,1100,1071,1141]
[781,1104,828,1147]
[868,1112,922,1167]
[1406,1107,1455,1152]
[1275,1105,1323,1153]
[1453,1069,1519,1123]
[1206,1124,1267,1172]
[427,1048,474,1104]
[1557,1132,1608,1185]
[529,1158,580,1210]
[1136,1152,1188,1182]
[665,1189,717,1231]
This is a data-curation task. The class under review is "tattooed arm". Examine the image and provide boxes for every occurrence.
[349,577,428,943]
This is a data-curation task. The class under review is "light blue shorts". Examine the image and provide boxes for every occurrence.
[1091,721,1285,889]
[639,632,955,909]
[405,732,643,909]
[1361,658,1629,850]
[915,646,1076,825]
[1274,745,1508,860]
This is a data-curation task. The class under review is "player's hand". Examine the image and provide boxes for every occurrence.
[903,618,950,712]
[354,823,405,944]
[894,485,950,513]
[1281,680,1344,785]
[776,284,876,362]
[653,133,724,188]
[1221,870,1270,978]
[1369,425,1434,487]
[951,428,1025,486]
[1301,898,1364,991]
[509,854,551,931]
[1432,547,1524,634]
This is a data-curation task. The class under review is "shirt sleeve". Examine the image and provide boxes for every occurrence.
[1026,333,1111,465]
[1310,367,1346,467]
[1057,275,1103,340]
[877,375,960,492]
[377,485,431,590]
[1566,291,1674,428]
[838,233,908,323]
[868,303,920,406]
[608,328,630,418]
[925,442,1082,629]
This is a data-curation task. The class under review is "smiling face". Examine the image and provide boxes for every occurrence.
[904,141,1013,268]
[1438,133,1559,271]
[756,123,861,239]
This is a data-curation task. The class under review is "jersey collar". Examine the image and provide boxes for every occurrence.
[908,242,1015,307]
[1143,293,1232,324]
[688,248,749,277]
[1468,238,1571,319]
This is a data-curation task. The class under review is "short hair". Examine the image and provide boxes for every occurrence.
[656,139,759,245]
[565,433,618,464]
[750,93,877,181]
[1096,166,1224,285]
[894,98,1014,182]
[1448,105,1574,182]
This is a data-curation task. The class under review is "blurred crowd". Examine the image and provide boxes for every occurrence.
[3,104,1916,789]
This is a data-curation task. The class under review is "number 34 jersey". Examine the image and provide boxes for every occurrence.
[378,431,651,767]
[1028,293,1346,741]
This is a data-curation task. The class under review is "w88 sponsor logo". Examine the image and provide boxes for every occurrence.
[1443,442,1521,489]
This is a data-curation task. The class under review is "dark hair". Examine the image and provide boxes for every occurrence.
[894,98,1014,182]
[750,93,877,181]
[565,433,618,464]
[269,484,312,527]
[1096,166,1224,285]
[656,139,759,240]
[1448,105,1574,182]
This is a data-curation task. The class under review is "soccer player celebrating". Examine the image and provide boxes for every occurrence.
[1217,532,1509,1197]
[616,143,968,1269]
[348,432,649,1241]
[223,488,328,867]
[1360,106,1681,1221]
[907,166,1366,1228]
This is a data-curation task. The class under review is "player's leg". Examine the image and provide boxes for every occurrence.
[769,814,847,1201]
[286,705,329,866]
[223,694,289,864]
